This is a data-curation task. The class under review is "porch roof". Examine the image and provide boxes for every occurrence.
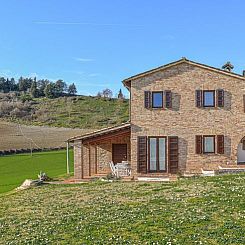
[67,122,131,143]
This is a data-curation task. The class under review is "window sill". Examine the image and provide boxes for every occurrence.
[151,107,164,109]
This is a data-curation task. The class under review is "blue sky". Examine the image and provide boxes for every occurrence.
[0,0,245,97]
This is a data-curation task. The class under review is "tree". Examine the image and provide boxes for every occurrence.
[10,78,17,91]
[30,81,38,98]
[44,83,56,98]
[102,88,113,98]
[18,77,27,92]
[55,80,67,96]
[5,79,11,93]
[117,89,124,99]
[0,77,6,92]
[37,79,49,97]
[68,83,77,95]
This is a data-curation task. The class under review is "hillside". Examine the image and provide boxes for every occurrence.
[0,174,244,244]
[0,94,129,129]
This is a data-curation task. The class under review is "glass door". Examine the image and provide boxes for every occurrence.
[149,137,167,172]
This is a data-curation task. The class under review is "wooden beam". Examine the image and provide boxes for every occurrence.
[82,129,130,144]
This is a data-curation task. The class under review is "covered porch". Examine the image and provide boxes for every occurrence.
[68,123,131,180]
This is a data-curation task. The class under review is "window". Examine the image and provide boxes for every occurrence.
[149,137,166,172]
[203,90,215,107]
[203,136,215,153]
[152,92,163,108]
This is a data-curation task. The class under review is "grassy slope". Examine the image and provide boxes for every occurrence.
[9,96,129,129]
[0,150,73,194]
[0,174,244,244]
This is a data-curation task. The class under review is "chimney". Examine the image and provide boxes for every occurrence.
[222,61,234,72]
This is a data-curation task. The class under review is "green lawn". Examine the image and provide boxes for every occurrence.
[0,150,73,194]
[0,174,244,244]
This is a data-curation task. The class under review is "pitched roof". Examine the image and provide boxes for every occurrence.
[122,57,245,87]
[67,122,131,142]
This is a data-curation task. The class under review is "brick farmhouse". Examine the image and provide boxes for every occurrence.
[68,58,245,180]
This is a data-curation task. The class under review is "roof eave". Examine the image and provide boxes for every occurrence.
[67,123,131,143]
[122,58,245,85]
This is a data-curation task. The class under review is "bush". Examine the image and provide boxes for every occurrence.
[20,94,32,103]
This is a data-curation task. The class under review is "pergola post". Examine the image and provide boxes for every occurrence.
[66,141,70,174]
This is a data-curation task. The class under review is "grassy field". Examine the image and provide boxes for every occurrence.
[0,120,89,151]
[0,174,244,244]
[3,96,129,129]
[0,150,73,194]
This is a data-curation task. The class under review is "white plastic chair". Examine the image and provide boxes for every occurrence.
[109,161,119,177]
[116,162,131,176]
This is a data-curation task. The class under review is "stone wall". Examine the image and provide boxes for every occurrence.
[74,141,82,180]
[130,62,245,174]
[96,135,131,175]
[74,134,130,179]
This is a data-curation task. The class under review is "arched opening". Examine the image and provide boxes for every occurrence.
[237,137,245,164]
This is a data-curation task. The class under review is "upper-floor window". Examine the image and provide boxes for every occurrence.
[196,89,224,108]
[144,91,172,109]
[203,90,215,107]
[152,91,163,108]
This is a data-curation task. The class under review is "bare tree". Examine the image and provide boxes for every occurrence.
[102,88,113,98]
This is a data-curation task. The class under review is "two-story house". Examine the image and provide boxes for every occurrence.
[68,58,245,180]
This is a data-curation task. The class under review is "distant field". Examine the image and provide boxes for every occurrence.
[0,121,90,151]
[0,174,244,244]
[0,150,73,194]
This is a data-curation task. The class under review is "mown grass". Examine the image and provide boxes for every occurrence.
[9,96,129,129]
[0,150,73,194]
[0,174,244,244]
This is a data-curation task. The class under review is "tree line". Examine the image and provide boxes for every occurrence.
[0,77,77,98]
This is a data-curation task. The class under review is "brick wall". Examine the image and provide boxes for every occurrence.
[74,135,130,179]
[74,141,82,180]
[130,63,245,174]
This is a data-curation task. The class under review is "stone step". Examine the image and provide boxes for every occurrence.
[217,166,245,174]
[93,173,108,177]
[137,177,170,182]
[219,165,245,169]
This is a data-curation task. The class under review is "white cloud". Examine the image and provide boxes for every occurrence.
[74,57,94,62]
[88,73,100,77]
[63,70,85,75]
[79,82,109,87]
[28,72,39,78]
[0,69,13,77]
[34,21,144,27]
